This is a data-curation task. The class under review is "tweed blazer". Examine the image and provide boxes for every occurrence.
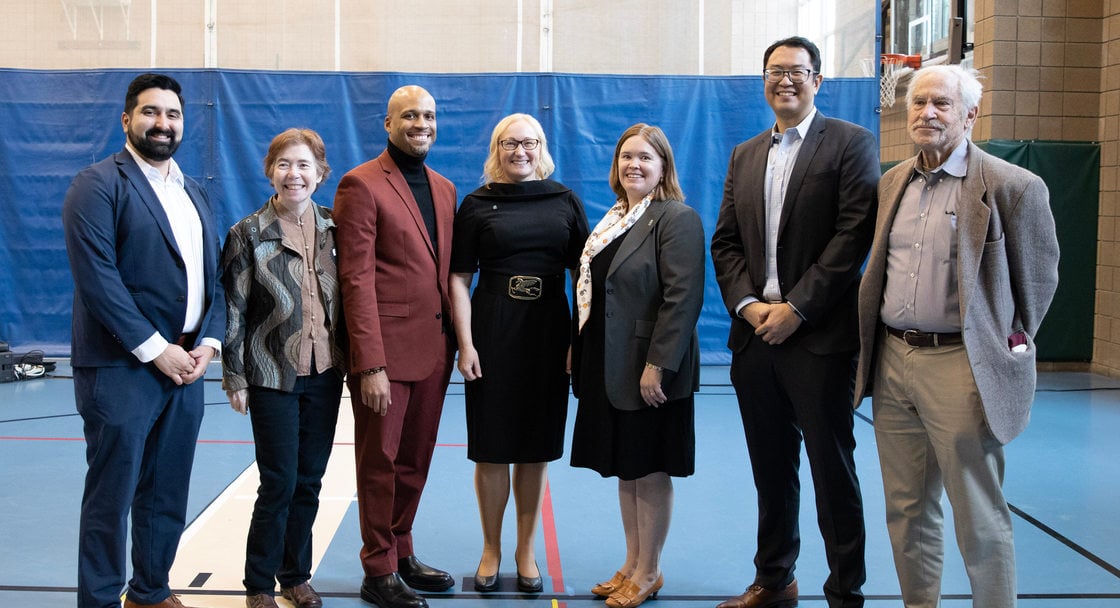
[220,200,346,393]
[853,141,1060,444]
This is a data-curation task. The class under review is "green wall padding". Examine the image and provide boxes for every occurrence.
[881,140,1099,362]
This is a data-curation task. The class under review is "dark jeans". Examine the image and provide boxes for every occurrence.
[244,368,343,594]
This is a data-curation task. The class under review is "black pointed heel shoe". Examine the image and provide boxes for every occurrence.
[474,559,500,593]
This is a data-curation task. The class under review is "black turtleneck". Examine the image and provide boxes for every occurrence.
[387,140,438,252]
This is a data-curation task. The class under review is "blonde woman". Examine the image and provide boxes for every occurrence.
[449,113,589,593]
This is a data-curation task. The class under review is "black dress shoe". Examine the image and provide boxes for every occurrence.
[516,563,543,594]
[360,573,428,608]
[397,555,454,592]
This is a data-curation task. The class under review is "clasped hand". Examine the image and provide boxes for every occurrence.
[153,343,216,386]
[743,301,802,345]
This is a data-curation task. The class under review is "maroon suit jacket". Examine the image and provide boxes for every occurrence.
[333,149,456,382]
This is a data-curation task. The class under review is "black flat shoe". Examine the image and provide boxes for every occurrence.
[397,555,454,592]
[516,564,543,594]
[360,573,428,608]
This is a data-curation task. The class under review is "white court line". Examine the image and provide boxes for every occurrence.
[170,392,357,602]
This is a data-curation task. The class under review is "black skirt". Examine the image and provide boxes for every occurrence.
[569,234,695,480]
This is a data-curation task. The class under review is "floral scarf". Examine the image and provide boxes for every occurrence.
[576,194,653,331]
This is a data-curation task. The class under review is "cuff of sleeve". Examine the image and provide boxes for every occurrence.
[132,332,169,363]
[735,296,759,317]
[200,337,222,355]
[222,376,248,392]
[786,301,807,320]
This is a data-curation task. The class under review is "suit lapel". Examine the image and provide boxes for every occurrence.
[955,142,992,320]
[608,202,667,277]
[777,112,826,238]
[116,151,183,260]
[380,154,438,261]
[865,157,916,305]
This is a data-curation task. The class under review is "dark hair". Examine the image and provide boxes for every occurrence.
[763,36,822,73]
[264,128,331,181]
[124,73,184,115]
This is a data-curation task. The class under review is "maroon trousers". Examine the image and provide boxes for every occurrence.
[351,337,452,577]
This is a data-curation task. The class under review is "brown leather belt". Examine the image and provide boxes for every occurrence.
[175,332,199,348]
[885,326,962,347]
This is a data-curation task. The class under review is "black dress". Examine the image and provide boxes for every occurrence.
[569,230,696,480]
[450,179,589,463]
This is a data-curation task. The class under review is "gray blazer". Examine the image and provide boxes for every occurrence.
[598,199,706,411]
[853,141,1060,444]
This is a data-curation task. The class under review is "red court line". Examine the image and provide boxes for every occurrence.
[541,479,565,592]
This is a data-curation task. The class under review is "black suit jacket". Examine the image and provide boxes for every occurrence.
[710,111,878,356]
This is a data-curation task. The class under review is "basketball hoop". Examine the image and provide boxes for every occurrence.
[880,53,922,108]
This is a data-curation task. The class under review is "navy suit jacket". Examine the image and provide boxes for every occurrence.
[63,149,224,367]
[711,111,879,356]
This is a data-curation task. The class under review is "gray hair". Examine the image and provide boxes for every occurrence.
[906,64,984,113]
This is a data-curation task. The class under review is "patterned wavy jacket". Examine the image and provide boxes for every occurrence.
[221,200,347,393]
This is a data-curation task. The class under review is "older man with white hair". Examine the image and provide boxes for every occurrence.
[852,64,1060,608]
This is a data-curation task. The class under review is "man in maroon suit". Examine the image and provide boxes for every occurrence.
[334,85,457,608]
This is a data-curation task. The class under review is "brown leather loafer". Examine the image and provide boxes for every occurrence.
[716,579,798,608]
[592,571,627,597]
[123,594,199,608]
[606,573,663,608]
[281,582,323,608]
[245,593,279,608]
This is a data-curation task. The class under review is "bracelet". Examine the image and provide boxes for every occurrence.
[361,367,386,376]
[644,362,662,372]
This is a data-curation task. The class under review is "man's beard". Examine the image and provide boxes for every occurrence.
[129,127,181,162]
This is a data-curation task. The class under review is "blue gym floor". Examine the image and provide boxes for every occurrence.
[2,364,1119,607]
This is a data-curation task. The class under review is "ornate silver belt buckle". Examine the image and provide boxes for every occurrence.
[508,275,542,300]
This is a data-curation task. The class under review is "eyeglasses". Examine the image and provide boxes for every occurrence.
[762,68,814,83]
[499,138,540,151]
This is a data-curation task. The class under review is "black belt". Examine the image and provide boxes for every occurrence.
[885,326,962,347]
[175,332,198,348]
[476,273,563,301]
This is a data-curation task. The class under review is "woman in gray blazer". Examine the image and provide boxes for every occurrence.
[570,124,705,608]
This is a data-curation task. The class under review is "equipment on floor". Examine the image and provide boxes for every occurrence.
[0,342,55,382]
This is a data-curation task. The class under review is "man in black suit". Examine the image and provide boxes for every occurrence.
[710,36,878,608]
[63,73,224,608]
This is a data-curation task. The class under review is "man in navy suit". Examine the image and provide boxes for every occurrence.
[711,37,879,608]
[63,73,224,608]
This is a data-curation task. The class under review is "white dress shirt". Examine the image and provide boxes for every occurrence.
[124,144,219,362]
[735,107,817,316]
